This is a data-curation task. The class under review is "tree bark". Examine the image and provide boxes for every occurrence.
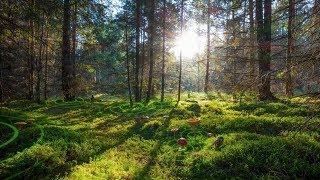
[204,0,210,93]
[44,21,49,100]
[35,13,45,103]
[28,0,35,101]
[71,1,77,89]
[61,0,74,101]
[285,0,295,98]
[125,14,133,107]
[249,0,255,80]
[256,0,276,101]
[135,0,141,102]
[161,0,166,102]
[146,0,155,103]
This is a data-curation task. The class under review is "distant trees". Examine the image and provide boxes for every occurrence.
[0,0,319,103]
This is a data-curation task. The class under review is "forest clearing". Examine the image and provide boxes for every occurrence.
[0,94,319,179]
[1,0,320,179]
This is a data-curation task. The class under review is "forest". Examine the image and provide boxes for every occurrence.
[0,0,319,179]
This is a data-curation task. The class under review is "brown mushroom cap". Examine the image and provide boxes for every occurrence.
[177,138,188,146]
[15,122,27,126]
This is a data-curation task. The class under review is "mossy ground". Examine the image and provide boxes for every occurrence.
[0,93,320,179]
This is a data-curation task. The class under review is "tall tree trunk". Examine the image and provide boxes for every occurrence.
[125,14,133,107]
[249,0,255,81]
[161,0,166,102]
[71,1,77,90]
[139,29,145,98]
[61,0,74,101]
[146,0,155,103]
[204,0,211,93]
[256,0,275,101]
[0,42,2,102]
[135,0,141,102]
[28,0,35,101]
[177,0,184,103]
[285,0,295,98]
[35,13,45,103]
[44,22,49,100]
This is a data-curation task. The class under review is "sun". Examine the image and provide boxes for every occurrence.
[172,26,206,60]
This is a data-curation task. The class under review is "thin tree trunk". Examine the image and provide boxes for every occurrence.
[178,0,184,103]
[139,29,145,98]
[285,0,295,98]
[44,22,49,100]
[135,0,141,102]
[161,0,166,102]
[249,0,255,80]
[61,0,74,101]
[125,14,133,107]
[146,0,155,103]
[35,13,45,103]
[71,1,77,89]
[204,0,210,93]
[0,43,2,102]
[28,0,35,101]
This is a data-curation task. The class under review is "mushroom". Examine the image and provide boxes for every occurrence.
[171,128,179,137]
[177,138,188,146]
[207,132,214,137]
[14,122,27,129]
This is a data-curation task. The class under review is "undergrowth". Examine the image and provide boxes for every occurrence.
[0,94,319,179]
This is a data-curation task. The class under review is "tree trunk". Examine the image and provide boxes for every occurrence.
[125,14,133,107]
[204,0,211,94]
[35,13,45,103]
[256,0,276,101]
[61,0,74,101]
[249,0,255,80]
[146,0,155,103]
[161,0,166,102]
[71,1,77,90]
[139,29,145,98]
[285,0,295,98]
[44,22,49,100]
[135,0,141,102]
[28,0,35,101]
[0,43,2,102]
[177,0,184,103]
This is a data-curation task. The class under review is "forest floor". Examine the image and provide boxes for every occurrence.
[0,93,320,179]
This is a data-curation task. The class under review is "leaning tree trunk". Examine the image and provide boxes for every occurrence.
[61,0,75,101]
[256,0,276,101]
[146,0,155,103]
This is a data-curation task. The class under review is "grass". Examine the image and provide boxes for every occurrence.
[0,94,319,179]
